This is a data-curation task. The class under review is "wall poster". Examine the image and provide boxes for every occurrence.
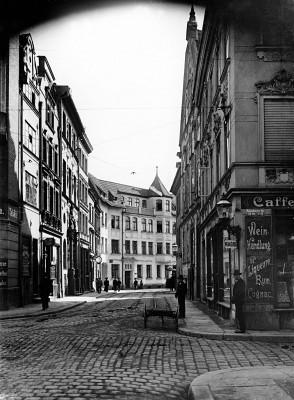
[246,216,273,304]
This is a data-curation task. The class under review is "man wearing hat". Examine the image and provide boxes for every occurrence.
[231,270,246,333]
[175,275,187,318]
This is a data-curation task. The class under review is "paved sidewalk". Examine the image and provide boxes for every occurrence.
[177,299,294,343]
[188,366,294,400]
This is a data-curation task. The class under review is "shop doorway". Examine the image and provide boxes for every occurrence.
[273,209,294,308]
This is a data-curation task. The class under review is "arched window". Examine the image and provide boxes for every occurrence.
[132,217,138,231]
[125,216,130,230]
[142,218,146,231]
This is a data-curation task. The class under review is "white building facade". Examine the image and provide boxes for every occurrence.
[89,172,177,289]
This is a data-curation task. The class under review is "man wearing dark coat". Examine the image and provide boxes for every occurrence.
[96,277,102,293]
[175,275,187,318]
[39,275,52,311]
[231,269,246,333]
[104,277,109,292]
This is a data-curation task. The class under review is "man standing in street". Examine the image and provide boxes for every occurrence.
[39,274,52,311]
[96,277,102,293]
[104,277,109,292]
[175,275,187,318]
[231,270,246,333]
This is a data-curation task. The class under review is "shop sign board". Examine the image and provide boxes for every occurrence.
[242,195,294,209]
[246,216,273,304]
[0,259,8,287]
[224,239,237,249]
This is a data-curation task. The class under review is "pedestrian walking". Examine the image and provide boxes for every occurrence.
[139,279,143,289]
[232,269,246,333]
[113,278,118,292]
[39,274,52,311]
[117,278,121,291]
[171,274,176,291]
[96,277,102,293]
[134,278,138,290]
[175,275,187,318]
[104,277,109,292]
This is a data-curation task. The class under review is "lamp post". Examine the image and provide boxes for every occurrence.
[216,193,241,304]
[121,207,126,290]
[216,194,241,244]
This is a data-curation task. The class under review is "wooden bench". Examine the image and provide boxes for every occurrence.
[144,298,179,330]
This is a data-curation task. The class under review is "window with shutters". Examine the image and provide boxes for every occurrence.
[263,98,294,162]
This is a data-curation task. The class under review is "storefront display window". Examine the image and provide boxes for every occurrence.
[274,210,294,309]
[223,231,230,304]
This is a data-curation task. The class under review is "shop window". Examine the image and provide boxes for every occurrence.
[274,211,294,309]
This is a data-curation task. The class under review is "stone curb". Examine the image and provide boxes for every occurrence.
[178,326,294,343]
[0,301,86,320]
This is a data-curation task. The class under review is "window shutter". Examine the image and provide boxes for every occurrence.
[264,99,294,161]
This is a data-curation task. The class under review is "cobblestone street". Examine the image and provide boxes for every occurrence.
[1,292,294,400]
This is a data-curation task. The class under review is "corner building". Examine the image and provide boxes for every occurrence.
[172,2,294,330]
[90,171,176,289]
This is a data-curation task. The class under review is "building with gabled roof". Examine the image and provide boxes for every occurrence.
[89,171,176,289]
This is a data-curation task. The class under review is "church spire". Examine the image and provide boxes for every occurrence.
[186,4,197,41]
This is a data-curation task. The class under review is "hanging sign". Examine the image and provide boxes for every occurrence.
[224,239,237,249]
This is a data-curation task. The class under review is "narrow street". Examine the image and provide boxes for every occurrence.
[1,292,294,400]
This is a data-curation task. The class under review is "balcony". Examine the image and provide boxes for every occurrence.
[41,210,61,232]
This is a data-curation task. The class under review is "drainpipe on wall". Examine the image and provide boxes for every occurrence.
[18,89,24,307]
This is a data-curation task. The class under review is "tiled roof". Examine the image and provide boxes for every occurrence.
[88,173,172,205]
[149,175,172,198]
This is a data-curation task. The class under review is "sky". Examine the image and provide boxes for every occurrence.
[25,1,204,191]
